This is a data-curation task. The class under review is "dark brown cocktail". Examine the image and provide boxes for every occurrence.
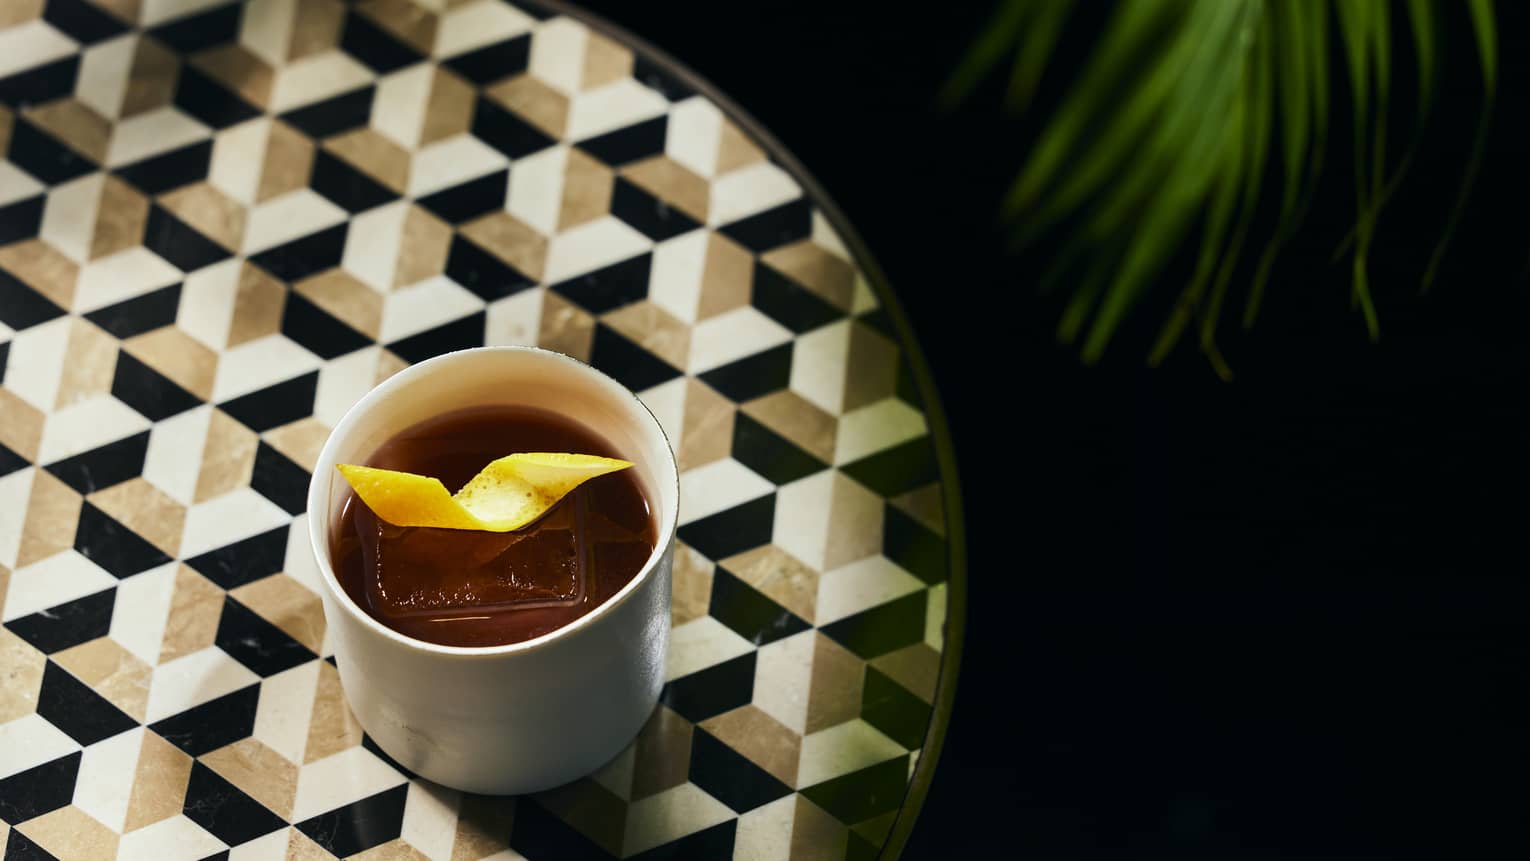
[330,405,656,647]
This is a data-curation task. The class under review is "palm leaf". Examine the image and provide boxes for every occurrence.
[947,0,1499,372]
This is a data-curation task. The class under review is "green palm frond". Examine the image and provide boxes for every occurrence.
[946,0,1498,378]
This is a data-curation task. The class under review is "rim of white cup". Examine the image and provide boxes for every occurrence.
[305,346,681,659]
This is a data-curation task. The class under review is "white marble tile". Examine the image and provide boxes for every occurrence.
[437,0,535,59]
[924,583,946,650]
[678,458,774,526]
[175,258,242,351]
[710,162,801,227]
[731,794,796,861]
[0,713,80,780]
[140,0,230,27]
[504,145,566,235]
[0,21,76,80]
[484,288,544,347]
[144,647,261,723]
[527,17,586,94]
[106,107,210,168]
[646,229,708,324]
[814,556,926,626]
[664,98,723,179]
[238,0,298,68]
[750,630,815,734]
[37,395,152,465]
[72,726,145,832]
[208,118,269,206]
[0,469,33,569]
[795,719,905,788]
[109,562,178,666]
[269,51,374,113]
[378,275,484,342]
[73,246,183,313]
[788,321,852,415]
[2,550,118,623]
[290,746,407,822]
[400,780,461,861]
[622,783,734,856]
[371,63,434,149]
[311,345,381,428]
[211,335,322,402]
[226,828,290,861]
[0,162,44,208]
[407,135,509,198]
[39,173,105,265]
[666,616,755,682]
[542,216,650,283]
[687,307,793,375]
[2,316,70,412]
[567,79,668,142]
[179,488,292,559]
[141,405,213,506]
[251,660,320,766]
[242,189,348,255]
[834,399,927,465]
[115,815,227,861]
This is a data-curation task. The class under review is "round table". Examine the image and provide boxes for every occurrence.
[0,1,964,858]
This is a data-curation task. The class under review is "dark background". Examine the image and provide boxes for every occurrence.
[579,2,1529,857]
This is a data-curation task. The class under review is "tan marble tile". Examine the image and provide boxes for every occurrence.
[889,483,945,538]
[459,211,547,282]
[741,390,837,465]
[195,408,259,503]
[358,0,438,55]
[852,811,898,847]
[823,472,884,571]
[54,637,153,721]
[16,805,119,861]
[0,105,11,155]
[125,327,218,401]
[805,632,864,733]
[375,348,408,384]
[93,0,141,25]
[0,0,44,28]
[761,240,856,311]
[621,156,710,223]
[537,290,595,362]
[869,643,940,704]
[228,262,287,347]
[263,417,332,473]
[697,233,752,321]
[192,44,274,109]
[124,731,193,831]
[789,796,849,861]
[0,387,45,463]
[353,839,432,861]
[55,318,119,409]
[122,35,179,119]
[701,705,800,786]
[202,738,299,819]
[158,564,225,664]
[394,205,452,289]
[601,301,690,370]
[285,828,335,859]
[256,120,315,203]
[580,32,632,91]
[88,477,185,558]
[231,573,325,655]
[842,321,898,412]
[631,705,693,800]
[305,659,364,763]
[678,378,734,471]
[0,627,46,724]
[715,120,767,175]
[296,268,383,338]
[451,795,514,861]
[533,779,625,857]
[0,239,78,310]
[485,74,568,139]
[17,469,82,568]
[720,544,820,624]
[558,148,614,231]
[670,542,714,627]
[26,98,111,163]
[159,181,246,251]
[288,0,346,61]
[91,174,150,260]
[421,68,476,147]
[325,128,410,194]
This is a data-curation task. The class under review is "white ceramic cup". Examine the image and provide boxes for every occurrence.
[306,346,678,795]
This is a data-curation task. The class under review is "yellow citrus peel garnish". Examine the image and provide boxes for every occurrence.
[336,453,634,532]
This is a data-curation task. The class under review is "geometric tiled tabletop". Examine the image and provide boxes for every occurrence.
[0,2,961,859]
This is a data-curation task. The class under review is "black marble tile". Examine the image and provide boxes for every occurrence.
[842,437,938,499]
[339,9,424,74]
[216,596,316,675]
[718,198,813,253]
[294,785,407,858]
[184,525,288,590]
[0,264,67,332]
[628,821,737,861]
[43,0,129,44]
[696,343,793,403]
[387,310,486,364]
[0,341,7,379]
[508,798,614,861]
[860,666,931,750]
[576,115,668,167]
[0,443,25,479]
[74,501,173,579]
[182,762,287,847]
[677,494,775,562]
[2,828,54,860]
[882,505,946,585]
[445,234,535,301]
[660,651,757,722]
[845,830,880,861]
[112,349,203,421]
[250,441,311,516]
[174,65,260,129]
[0,752,79,826]
[443,34,531,84]
[146,2,241,54]
[4,587,116,654]
[36,660,137,746]
[415,170,508,224]
[43,430,150,494]
[819,590,927,660]
[855,306,897,340]
[143,204,231,273]
[894,354,923,409]
[799,755,910,824]
[609,178,700,241]
[196,853,230,861]
[114,140,213,195]
[470,96,555,159]
[708,567,810,647]
[7,119,95,184]
[217,371,320,433]
[730,411,828,486]
[0,56,78,108]
[750,261,844,334]
[632,55,694,102]
[549,253,652,314]
[0,194,45,246]
[248,224,347,283]
[84,283,182,338]
[688,729,791,813]
[309,149,398,214]
[587,324,682,393]
[149,684,261,756]
[360,734,418,782]
[280,291,372,359]
[279,86,375,139]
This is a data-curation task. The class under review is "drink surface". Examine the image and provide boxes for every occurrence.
[331,405,656,647]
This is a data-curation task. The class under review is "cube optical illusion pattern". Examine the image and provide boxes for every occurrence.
[0,1,955,859]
